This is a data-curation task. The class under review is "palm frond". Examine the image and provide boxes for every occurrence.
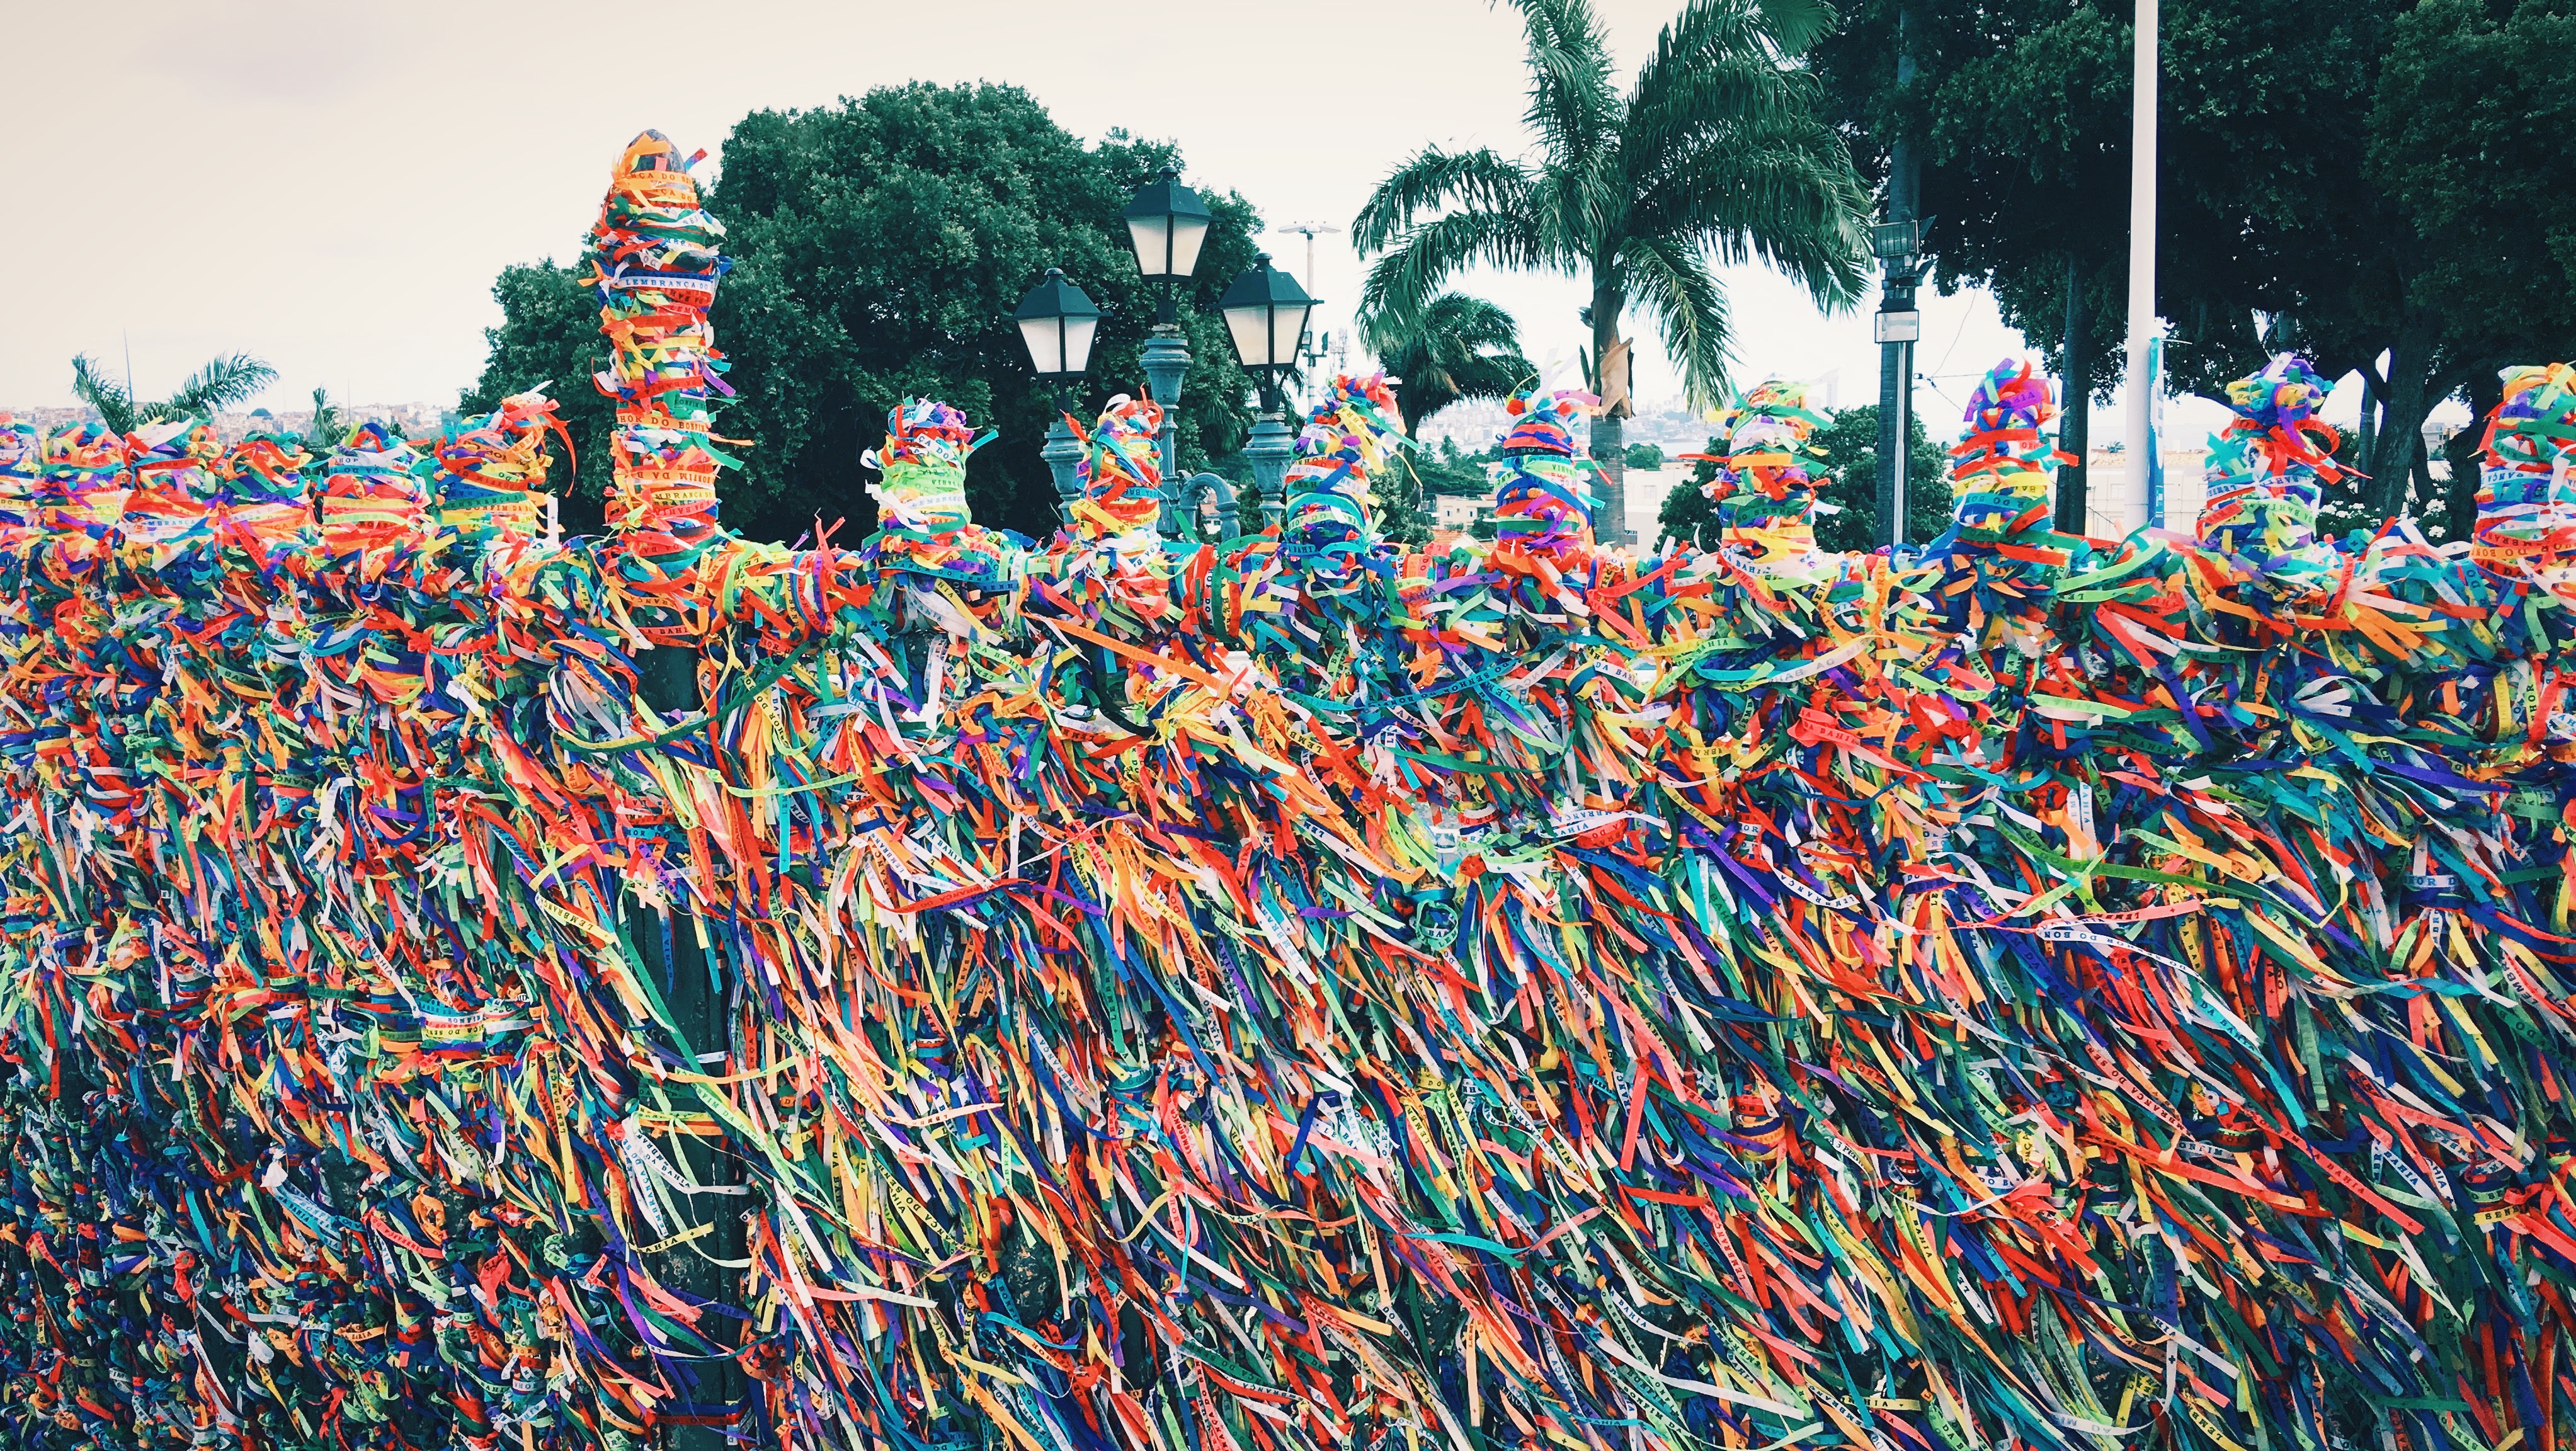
[1751,0,1838,55]
[1620,234,1735,406]
[1360,210,1554,325]
[1627,37,1816,174]
[1364,292,1534,433]
[1443,351,1539,404]
[159,353,279,421]
[1505,0,1621,171]
[305,387,345,454]
[69,354,135,435]
[1629,123,1871,308]
[1352,147,1536,253]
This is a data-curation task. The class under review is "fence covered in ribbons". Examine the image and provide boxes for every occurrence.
[3,135,2576,1451]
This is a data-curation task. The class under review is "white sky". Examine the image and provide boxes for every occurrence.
[4,0,2397,448]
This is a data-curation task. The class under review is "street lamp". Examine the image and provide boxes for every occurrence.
[1122,167,1211,532]
[1219,253,1318,526]
[1124,167,1212,324]
[1871,219,1926,550]
[1014,267,1101,528]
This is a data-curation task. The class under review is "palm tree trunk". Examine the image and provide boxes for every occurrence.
[1590,287,1630,547]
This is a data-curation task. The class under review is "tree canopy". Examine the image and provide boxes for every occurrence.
[1362,293,1532,436]
[467,83,1265,543]
[1812,0,2576,533]
[69,353,278,436]
[1657,400,1952,552]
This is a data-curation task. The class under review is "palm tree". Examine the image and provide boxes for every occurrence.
[302,388,347,454]
[70,351,278,435]
[1352,0,1871,543]
[1364,293,1536,437]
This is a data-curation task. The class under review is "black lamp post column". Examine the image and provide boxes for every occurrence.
[1122,168,1212,538]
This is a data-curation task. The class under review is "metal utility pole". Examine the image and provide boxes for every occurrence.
[1272,222,1340,411]
[2123,0,2163,533]
[1271,224,1340,311]
[1873,8,1923,551]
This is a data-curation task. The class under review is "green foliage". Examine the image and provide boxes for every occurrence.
[302,388,346,457]
[467,83,1265,543]
[1353,0,1871,409]
[462,262,611,528]
[1813,0,2576,526]
[1374,458,1435,547]
[69,352,278,436]
[1362,293,1533,435]
[1415,437,1500,497]
[1624,442,1665,470]
[1657,402,1951,550]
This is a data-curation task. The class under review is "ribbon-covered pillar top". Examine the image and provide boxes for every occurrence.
[1488,385,1602,559]
[2478,362,2576,578]
[1692,379,1832,578]
[1281,372,1405,594]
[590,129,732,640]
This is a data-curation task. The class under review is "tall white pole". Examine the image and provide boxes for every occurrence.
[2123,0,2160,532]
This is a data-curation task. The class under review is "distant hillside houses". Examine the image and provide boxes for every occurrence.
[0,402,456,443]
[1411,394,1777,455]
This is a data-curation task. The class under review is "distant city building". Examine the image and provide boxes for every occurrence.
[1433,494,1483,530]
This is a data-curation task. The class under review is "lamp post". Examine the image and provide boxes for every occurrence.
[1013,267,1102,528]
[1122,166,1212,535]
[1219,253,1318,526]
[1871,219,1925,550]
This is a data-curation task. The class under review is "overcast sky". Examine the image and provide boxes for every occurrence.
[8,0,2348,447]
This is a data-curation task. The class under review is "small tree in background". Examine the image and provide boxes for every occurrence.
[1362,293,1533,436]
[69,353,277,435]
[1624,443,1665,470]
[1658,401,1951,551]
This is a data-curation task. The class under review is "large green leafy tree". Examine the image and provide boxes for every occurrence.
[460,265,610,527]
[1657,401,1951,550]
[2368,0,2576,534]
[1815,0,2575,533]
[1361,293,1534,436]
[1352,0,1872,545]
[466,83,1264,543]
